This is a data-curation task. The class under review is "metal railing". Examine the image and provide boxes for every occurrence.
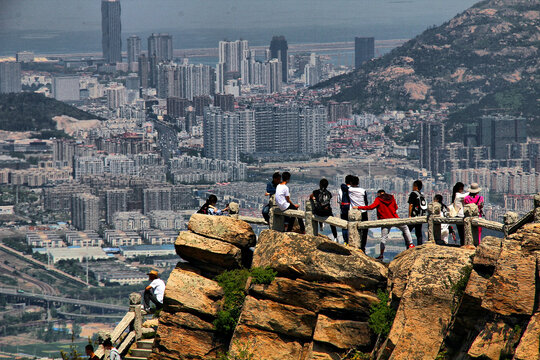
[232,192,540,248]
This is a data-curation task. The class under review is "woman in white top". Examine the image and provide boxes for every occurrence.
[451,182,468,246]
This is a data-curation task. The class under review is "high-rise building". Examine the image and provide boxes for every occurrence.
[214,94,234,112]
[478,115,527,159]
[127,35,141,71]
[238,109,256,154]
[218,40,249,74]
[106,189,128,224]
[193,95,212,116]
[300,106,327,155]
[105,83,126,109]
[215,62,225,94]
[147,33,173,62]
[269,35,288,83]
[0,62,22,94]
[143,187,172,214]
[419,121,445,175]
[72,193,100,231]
[52,76,80,101]
[167,97,191,119]
[203,106,239,161]
[304,53,320,86]
[157,63,213,100]
[264,58,282,93]
[327,101,352,122]
[354,37,375,69]
[101,0,122,64]
[138,54,149,88]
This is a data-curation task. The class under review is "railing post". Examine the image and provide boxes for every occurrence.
[534,193,540,223]
[269,207,284,231]
[503,211,518,237]
[129,292,142,340]
[228,202,239,219]
[427,202,442,244]
[304,200,318,236]
[348,209,362,249]
[464,203,479,246]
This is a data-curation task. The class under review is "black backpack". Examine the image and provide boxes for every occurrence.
[315,189,332,212]
[412,191,427,216]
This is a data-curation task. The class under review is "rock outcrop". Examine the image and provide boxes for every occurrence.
[229,230,388,360]
[150,215,540,360]
[149,215,256,360]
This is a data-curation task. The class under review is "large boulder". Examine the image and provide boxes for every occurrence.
[237,296,317,340]
[381,244,475,360]
[163,265,223,316]
[252,230,387,291]
[481,239,536,316]
[188,214,256,247]
[250,276,378,318]
[514,312,540,360]
[175,231,243,269]
[312,314,371,350]
[467,320,520,359]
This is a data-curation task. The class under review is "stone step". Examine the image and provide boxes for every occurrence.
[137,339,155,349]
[125,357,148,360]
[130,348,152,358]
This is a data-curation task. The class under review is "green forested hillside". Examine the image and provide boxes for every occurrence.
[0,93,101,132]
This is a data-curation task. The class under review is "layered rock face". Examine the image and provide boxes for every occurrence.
[150,215,539,360]
[149,214,256,360]
[229,230,388,360]
[379,224,540,360]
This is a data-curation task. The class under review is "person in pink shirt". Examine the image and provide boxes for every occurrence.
[464,183,484,245]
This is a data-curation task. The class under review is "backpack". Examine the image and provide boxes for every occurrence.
[315,189,332,211]
[412,191,427,216]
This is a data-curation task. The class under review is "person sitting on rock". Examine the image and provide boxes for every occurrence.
[143,270,165,313]
[354,189,414,260]
[197,194,229,215]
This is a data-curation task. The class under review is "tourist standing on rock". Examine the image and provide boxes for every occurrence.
[434,194,456,245]
[143,270,165,313]
[275,171,305,233]
[464,183,484,244]
[451,182,468,245]
[355,189,414,260]
[197,194,229,215]
[337,175,354,244]
[310,178,338,240]
[85,344,100,360]
[262,172,281,223]
[348,176,369,251]
[103,339,121,360]
[408,180,427,246]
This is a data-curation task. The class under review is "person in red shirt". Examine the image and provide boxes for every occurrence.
[355,189,414,260]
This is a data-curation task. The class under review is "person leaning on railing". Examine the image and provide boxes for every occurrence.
[355,189,414,260]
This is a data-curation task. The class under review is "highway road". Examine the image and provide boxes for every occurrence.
[0,288,128,312]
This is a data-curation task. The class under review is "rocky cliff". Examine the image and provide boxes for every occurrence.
[150,215,539,360]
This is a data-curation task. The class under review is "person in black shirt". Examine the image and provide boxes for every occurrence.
[310,178,338,240]
[408,180,425,245]
[262,172,281,223]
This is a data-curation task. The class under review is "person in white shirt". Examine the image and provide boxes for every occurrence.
[103,339,121,360]
[348,176,369,251]
[143,270,165,313]
[275,172,305,233]
[451,182,469,245]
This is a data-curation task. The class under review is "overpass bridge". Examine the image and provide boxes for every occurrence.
[0,288,128,313]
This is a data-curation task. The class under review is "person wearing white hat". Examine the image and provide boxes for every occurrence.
[464,183,484,244]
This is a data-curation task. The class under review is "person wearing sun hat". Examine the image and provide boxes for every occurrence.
[143,269,165,313]
[464,183,484,244]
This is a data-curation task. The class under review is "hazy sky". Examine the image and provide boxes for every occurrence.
[1,0,478,33]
